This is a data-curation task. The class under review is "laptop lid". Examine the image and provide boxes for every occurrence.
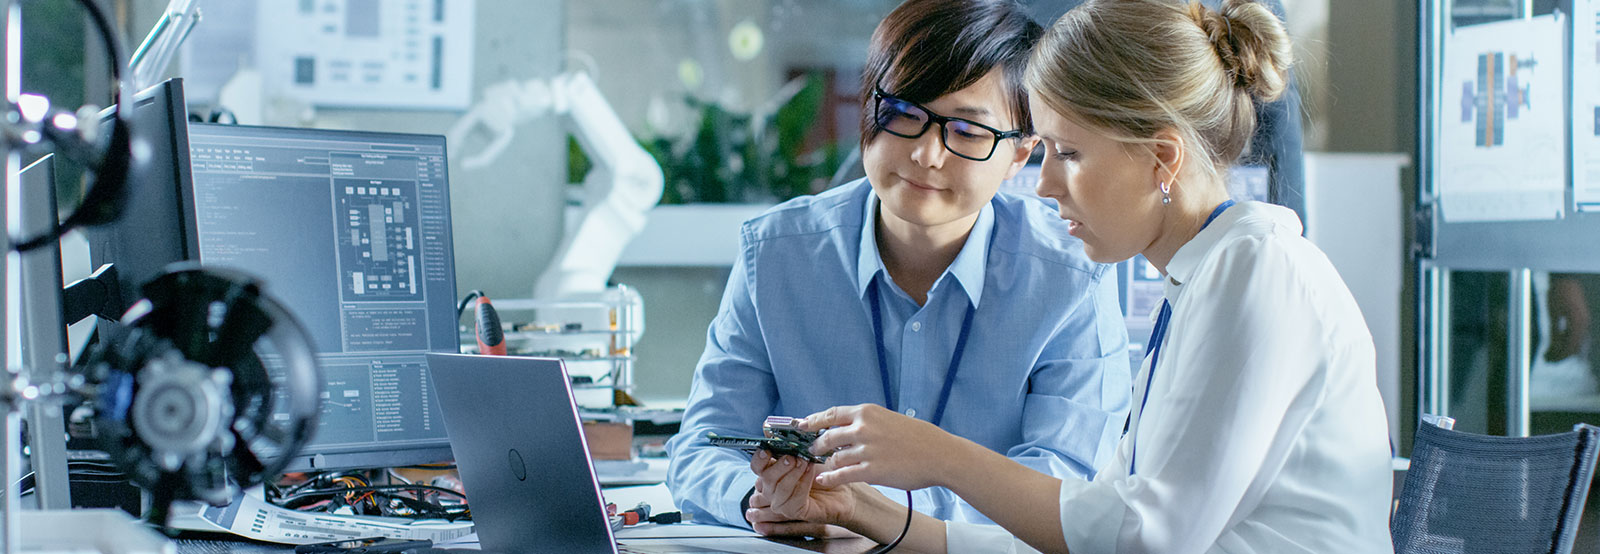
[428,353,616,554]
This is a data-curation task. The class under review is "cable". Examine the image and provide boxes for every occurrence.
[455,290,483,320]
[271,469,471,520]
[276,483,469,505]
[862,490,913,554]
[11,0,134,252]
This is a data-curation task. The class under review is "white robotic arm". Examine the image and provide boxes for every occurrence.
[448,72,663,299]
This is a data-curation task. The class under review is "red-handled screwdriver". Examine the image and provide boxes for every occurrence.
[457,290,507,355]
[471,293,506,356]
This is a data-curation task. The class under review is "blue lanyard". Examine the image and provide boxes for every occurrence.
[1130,199,1234,475]
[868,279,976,428]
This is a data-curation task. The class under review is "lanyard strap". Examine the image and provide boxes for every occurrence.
[1130,199,1235,475]
[869,279,976,428]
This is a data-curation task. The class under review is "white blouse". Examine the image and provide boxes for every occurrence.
[946,202,1394,553]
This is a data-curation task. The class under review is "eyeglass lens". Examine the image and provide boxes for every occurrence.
[876,96,999,160]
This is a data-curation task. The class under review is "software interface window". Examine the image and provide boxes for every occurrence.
[187,125,458,465]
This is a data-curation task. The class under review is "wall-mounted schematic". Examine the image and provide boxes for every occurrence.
[1439,14,1565,222]
[1461,52,1538,147]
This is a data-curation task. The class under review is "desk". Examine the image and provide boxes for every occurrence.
[174,532,879,554]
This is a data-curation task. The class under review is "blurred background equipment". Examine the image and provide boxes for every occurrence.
[448,71,664,301]
[128,0,202,92]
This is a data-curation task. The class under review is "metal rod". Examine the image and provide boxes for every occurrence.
[14,155,70,509]
[0,412,17,554]
[1421,265,1440,418]
[2,0,21,551]
[1421,2,1452,421]
[1428,0,1444,201]
[1439,268,1453,419]
[1508,268,1532,437]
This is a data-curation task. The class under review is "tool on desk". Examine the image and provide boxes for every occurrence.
[606,502,683,527]
[457,290,507,355]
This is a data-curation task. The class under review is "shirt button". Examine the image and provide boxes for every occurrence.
[911,321,922,332]
[905,408,917,418]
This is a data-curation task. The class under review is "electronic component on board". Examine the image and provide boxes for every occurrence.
[706,415,827,463]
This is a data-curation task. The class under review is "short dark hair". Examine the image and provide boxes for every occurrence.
[859,0,1042,147]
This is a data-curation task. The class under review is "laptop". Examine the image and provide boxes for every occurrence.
[427,353,774,554]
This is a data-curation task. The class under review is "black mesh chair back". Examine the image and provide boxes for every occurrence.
[1391,421,1600,554]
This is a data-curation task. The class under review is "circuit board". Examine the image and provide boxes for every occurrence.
[705,416,827,463]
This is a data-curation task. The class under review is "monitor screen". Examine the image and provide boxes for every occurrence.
[185,123,459,471]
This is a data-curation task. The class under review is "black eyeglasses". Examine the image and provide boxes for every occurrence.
[873,87,1025,162]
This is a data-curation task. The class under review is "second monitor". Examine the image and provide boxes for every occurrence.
[185,123,459,471]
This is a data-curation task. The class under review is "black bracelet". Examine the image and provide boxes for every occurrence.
[739,485,757,521]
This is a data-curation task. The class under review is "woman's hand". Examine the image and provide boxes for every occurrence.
[744,450,858,536]
[802,404,963,491]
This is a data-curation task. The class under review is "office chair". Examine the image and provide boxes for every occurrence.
[1391,417,1600,554]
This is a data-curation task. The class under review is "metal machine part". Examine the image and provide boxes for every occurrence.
[74,266,321,526]
[128,349,235,472]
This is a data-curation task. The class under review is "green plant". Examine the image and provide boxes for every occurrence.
[643,72,841,204]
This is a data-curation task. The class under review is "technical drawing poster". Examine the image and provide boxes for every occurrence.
[1577,0,1600,211]
[1440,14,1565,222]
[255,0,475,109]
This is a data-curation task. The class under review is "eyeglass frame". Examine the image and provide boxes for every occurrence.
[872,86,1028,162]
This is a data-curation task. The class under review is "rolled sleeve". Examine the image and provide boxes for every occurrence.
[928,267,1131,525]
[946,521,1044,554]
[1057,475,1129,554]
[665,235,777,527]
[1009,272,1131,479]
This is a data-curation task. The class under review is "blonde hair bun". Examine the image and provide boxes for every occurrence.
[1188,0,1292,103]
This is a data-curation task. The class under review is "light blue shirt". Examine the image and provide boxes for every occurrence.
[664,178,1131,527]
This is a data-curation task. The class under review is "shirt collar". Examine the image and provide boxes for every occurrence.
[1163,203,1236,298]
[1162,201,1298,298]
[856,190,994,307]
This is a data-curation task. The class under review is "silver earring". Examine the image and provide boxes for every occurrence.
[1160,181,1172,206]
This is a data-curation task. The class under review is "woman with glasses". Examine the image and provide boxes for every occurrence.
[665,0,1131,534]
[747,0,1393,552]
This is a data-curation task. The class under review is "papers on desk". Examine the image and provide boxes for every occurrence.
[197,492,474,545]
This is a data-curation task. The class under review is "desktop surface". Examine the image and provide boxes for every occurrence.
[174,531,878,554]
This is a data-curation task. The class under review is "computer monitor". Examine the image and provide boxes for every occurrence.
[62,79,198,457]
[184,123,460,471]
[84,77,195,316]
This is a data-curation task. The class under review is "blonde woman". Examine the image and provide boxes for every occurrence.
[745,0,1394,552]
